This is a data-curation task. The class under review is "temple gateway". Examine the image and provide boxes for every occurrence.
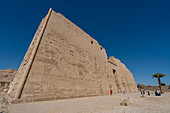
[7,8,138,103]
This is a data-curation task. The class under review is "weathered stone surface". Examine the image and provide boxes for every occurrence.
[0,95,9,113]
[7,9,138,103]
[0,69,17,94]
[0,69,17,83]
[113,57,138,93]
[140,95,145,98]
[120,99,130,106]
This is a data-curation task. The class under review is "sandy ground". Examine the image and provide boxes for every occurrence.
[3,92,170,113]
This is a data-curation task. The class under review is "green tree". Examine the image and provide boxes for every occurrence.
[161,83,166,86]
[152,73,166,93]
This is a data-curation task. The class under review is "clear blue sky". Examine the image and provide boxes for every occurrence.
[0,0,170,86]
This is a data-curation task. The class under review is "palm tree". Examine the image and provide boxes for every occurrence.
[152,73,166,93]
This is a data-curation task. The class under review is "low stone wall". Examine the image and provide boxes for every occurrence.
[138,85,170,92]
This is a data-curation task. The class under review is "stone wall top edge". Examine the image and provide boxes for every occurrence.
[110,57,132,73]
[51,10,106,51]
[0,69,18,72]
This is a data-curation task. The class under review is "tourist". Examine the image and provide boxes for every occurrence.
[147,90,150,96]
[156,90,159,95]
[143,90,145,95]
[123,89,126,94]
[157,90,161,96]
[155,90,161,96]
[140,90,143,95]
[110,90,113,95]
[155,90,157,96]
[118,89,121,93]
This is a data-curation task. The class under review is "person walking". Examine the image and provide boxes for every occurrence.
[110,90,113,95]
[148,90,150,96]
[123,89,126,94]
[140,90,143,95]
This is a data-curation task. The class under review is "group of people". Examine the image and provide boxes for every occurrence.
[140,89,161,96]
[140,89,151,95]
[140,89,147,95]
[118,89,126,94]
[155,90,161,96]
[110,89,126,95]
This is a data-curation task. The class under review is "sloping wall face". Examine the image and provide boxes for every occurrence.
[7,15,47,99]
[20,11,110,99]
[112,58,138,93]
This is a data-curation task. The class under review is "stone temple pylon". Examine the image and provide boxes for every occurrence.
[7,8,138,104]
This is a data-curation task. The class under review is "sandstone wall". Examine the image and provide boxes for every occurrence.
[7,9,50,99]
[20,10,110,99]
[113,58,138,93]
[8,9,137,103]
[0,69,17,94]
[106,61,118,94]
